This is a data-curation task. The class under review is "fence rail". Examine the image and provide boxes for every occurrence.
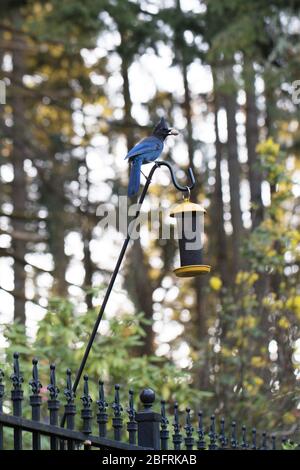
[0,353,298,450]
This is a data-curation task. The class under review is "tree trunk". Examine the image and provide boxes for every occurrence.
[224,86,243,276]
[181,56,207,342]
[82,163,94,310]
[128,239,155,356]
[83,221,93,310]
[182,60,195,174]
[120,53,135,151]
[48,213,68,297]
[11,11,26,323]
[244,62,263,229]
[46,160,68,297]
[212,88,228,285]
[120,42,155,355]
[174,0,207,342]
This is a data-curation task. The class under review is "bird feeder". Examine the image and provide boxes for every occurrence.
[170,198,211,277]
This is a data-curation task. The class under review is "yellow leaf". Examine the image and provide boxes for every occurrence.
[256,137,280,156]
[278,317,291,329]
[286,296,300,316]
[253,377,263,387]
[251,356,265,368]
[209,276,222,291]
[283,412,296,425]
[161,384,170,401]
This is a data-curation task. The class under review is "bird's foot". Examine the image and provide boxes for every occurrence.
[140,169,147,180]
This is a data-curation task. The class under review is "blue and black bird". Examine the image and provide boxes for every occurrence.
[125,117,178,197]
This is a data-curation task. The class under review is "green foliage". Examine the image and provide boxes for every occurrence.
[1,298,211,412]
[198,138,300,429]
[1,0,300,443]
[282,440,299,450]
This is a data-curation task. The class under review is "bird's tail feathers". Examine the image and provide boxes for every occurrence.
[128,158,142,197]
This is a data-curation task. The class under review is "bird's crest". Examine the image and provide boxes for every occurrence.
[154,117,168,132]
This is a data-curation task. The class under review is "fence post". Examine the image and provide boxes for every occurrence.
[0,369,4,450]
[127,390,137,445]
[173,402,183,450]
[47,364,60,450]
[184,408,194,450]
[80,375,93,450]
[29,358,42,450]
[136,388,160,450]
[10,352,24,450]
[112,384,123,442]
[64,369,77,450]
[208,414,217,450]
[160,400,169,450]
[97,381,108,438]
[197,411,206,450]
[219,417,227,449]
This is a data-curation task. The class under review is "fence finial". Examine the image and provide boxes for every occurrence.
[140,388,155,409]
[160,400,169,450]
[81,375,92,409]
[231,420,237,449]
[241,425,248,449]
[127,390,137,445]
[29,358,42,395]
[63,369,77,449]
[112,384,123,417]
[219,417,227,448]
[97,380,108,438]
[252,428,257,450]
[184,407,194,450]
[29,359,42,449]
[97,381,107,412]
[81,375,93,439]
[172,402,182,450]
[136,387,160,449]
[10,352,24,390]
[261,431,267,450]
[64,369,75,403]
[10,353,24,450]
[127,389,136,422]
[209,414,217,450]
[161,400,168,427]
[112,384,123,441]
[47,364,60,450]
[47,364,59,399]
[197,411,206,450]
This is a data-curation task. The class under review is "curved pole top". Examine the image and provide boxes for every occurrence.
[149,161,195,193]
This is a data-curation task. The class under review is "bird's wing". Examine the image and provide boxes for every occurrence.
[125,136,162,159]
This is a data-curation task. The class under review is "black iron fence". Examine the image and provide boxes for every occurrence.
[0,353,298,450]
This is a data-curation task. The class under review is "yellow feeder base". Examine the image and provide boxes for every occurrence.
[174,265,211,277]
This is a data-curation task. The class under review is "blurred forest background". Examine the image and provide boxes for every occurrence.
[0,0,300,432]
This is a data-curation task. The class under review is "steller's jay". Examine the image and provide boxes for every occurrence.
[125,117,178,197]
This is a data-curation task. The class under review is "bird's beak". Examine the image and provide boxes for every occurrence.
[168,128,179,136]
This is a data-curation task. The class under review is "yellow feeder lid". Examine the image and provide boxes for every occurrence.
[170,200,206,217]
[174,265,211,277]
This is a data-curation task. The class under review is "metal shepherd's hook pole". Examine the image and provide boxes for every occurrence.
[60,161,195,427]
